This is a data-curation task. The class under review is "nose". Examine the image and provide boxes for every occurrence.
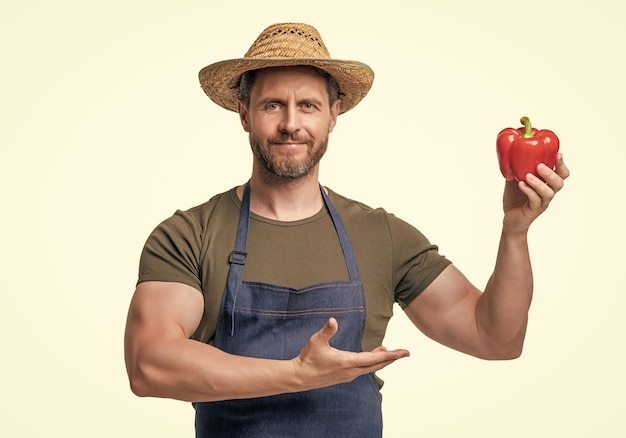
[278,105,300,135]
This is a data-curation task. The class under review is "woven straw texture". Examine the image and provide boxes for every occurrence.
[198,23,374,114]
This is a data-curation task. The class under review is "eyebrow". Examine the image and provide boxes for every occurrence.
[256,96,325,108]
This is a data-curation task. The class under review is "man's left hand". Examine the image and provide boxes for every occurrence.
[502,153,570,234]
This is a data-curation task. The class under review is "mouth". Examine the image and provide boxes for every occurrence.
[273,141,306,147]
[269,138,311,150]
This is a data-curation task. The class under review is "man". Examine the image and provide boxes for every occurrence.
[124,23,569,437]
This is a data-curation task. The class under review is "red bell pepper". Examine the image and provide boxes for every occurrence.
[496,116,560,182]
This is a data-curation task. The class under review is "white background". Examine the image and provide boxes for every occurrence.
[1,1,624,436]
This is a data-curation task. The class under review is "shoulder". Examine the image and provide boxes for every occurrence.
[326,187,442,253]
[326,188,410,232]
[143,187,240,251]
[138,187,240,287]
[326,188,388,219]
[152,187,239,235]
[182,187,239,226]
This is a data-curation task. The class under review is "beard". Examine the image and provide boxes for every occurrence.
[249,132,328,180]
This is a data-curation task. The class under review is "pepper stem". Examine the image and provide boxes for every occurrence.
[520,116,533,138]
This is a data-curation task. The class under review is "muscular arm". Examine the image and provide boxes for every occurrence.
[405,156,569,360]
[124,281,408,402]
[405,236,531,360]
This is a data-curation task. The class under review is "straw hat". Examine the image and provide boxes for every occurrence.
[198,23,374,114]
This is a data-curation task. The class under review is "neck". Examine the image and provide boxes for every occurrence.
[237,169,325,221]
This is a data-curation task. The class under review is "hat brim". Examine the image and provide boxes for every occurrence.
[198,58,374,114]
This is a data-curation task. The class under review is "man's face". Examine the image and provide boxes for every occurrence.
[238,66,341,180]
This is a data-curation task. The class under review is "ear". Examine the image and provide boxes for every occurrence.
[328,99,341,133]
[237,100,250,132]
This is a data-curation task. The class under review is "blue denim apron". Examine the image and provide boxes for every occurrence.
[194,183,383,437]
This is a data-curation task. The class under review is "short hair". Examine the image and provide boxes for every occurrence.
[236,67,342,108]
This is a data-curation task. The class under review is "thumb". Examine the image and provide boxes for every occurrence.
[316,317,338,344]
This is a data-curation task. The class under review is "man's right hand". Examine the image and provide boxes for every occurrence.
[291,317,410,390]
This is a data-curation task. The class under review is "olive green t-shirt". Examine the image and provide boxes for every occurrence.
[138,187,451,353]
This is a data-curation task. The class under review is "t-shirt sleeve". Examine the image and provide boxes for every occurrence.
[137,209,203,292]
[388,214,452,308]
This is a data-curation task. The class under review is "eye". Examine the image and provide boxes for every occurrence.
[265,102,282,111]
[301,102,317,112]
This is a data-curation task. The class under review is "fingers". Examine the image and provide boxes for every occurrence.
[518,175,549,212]
[352,348,410,375]
[368,348,411,364]
[355,346,410,368]
[537,164,564,194]
[370,346,410,359]
[521,154,569,212]
[554,153,571,180]
[538,153,569,192]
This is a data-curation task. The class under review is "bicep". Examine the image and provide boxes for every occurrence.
[124,281,204,359]
[404,265,486,357]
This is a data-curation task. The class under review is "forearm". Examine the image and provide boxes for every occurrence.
[127,337,300,403]
[126,318,408,402]
[477,228,533,354]
[125,282,409,403]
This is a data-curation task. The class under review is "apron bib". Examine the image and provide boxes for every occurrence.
[195,183,382,437]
